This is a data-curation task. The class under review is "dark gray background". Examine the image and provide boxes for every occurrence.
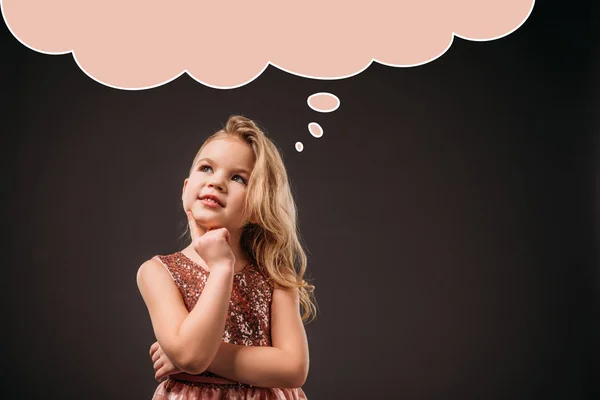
[2,1,598,399]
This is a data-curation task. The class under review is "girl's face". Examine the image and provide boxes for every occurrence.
[182,137,256,232]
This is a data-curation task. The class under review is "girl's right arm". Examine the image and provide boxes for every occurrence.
[136,258,234,375]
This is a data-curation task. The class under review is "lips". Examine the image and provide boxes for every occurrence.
[199,194,224,207]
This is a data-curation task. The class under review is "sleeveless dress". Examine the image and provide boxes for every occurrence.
[151,252,308,400]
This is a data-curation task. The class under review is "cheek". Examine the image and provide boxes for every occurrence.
[183,186,199,204]
[230,190,247,210]
[184,193,195,204]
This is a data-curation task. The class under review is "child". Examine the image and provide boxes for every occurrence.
[137,115,316,399]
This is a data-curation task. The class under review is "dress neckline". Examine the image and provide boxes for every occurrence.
[177,251,250,276]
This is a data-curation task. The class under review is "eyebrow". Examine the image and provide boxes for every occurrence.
[197,157,250,175]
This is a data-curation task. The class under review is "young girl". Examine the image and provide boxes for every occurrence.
[137,115,316,399]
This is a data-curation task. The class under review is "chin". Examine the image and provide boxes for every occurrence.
[195,217,221,227]
[193,214,224,229]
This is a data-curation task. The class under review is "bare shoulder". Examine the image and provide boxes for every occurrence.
[136,257,170,288]
[272,282,300,304]
[136,257,180,306]
[135,257,190,362]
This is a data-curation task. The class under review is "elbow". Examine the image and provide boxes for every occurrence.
[295,366,309,388]
[177,354,211,375]
[287,376,306,389]
[181,363,209,376]
[284,361,309,389]
[170,345,211,375]
[170,334,220,375]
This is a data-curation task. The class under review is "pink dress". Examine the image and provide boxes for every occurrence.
[151,252,308,400]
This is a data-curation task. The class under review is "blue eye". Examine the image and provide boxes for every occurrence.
[200,165,246,184]
[233,175,247,185]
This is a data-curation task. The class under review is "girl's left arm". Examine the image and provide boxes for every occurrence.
[206,284,310,389]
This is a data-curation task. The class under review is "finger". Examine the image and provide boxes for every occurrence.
[157,363,176,382]
[214,227,230,244]
[186,211,202,239]
[153,358,163,372]
[210,227,229,241]
[149,341,158,356]
[165,363,179,375]
[153,347,165,363]
[156,365,169,382]
[186,210,200,238]
[155,368,164,382]
[222,228,230,243]
[151,345,161,361]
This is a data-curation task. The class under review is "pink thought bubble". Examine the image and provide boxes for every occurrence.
[1,0,535,90]
[308,93,340,113]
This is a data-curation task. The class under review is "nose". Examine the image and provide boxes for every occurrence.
[208,173,226,192]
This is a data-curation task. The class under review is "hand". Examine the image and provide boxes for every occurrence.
[186,211,235,271]
[150,341,183,382]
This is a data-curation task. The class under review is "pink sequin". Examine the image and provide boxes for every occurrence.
[151,252,307,399]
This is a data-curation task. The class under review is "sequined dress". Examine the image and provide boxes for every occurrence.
[151,252,308,400]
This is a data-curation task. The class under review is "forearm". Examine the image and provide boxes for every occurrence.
[175,268,233,373]
[207,342,306,389]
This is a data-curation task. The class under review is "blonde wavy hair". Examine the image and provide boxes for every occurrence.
[182,115,317,323]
